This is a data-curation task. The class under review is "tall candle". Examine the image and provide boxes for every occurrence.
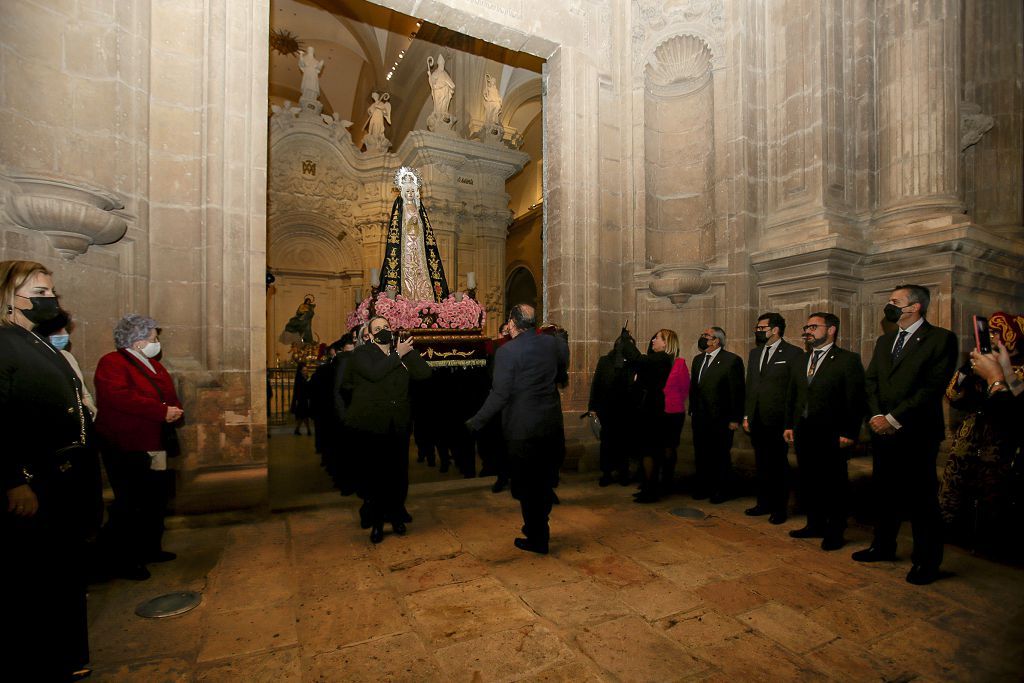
[370,268,380,287]
[466,271,476,289]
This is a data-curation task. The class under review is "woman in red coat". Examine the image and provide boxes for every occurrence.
[94,314,183,580]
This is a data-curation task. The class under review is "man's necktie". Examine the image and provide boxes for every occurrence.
[892,329,908,359]
[698,354,708,383]
[759,347,769,375]
[807,350,823,383]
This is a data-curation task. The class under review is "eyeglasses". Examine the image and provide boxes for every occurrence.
[754,326,771,332]
[802,324,826,332]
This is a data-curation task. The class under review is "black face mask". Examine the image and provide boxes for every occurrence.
[697,336,710,351]
[883,303,906,323]
[754,331,769,346]
[18,296,60,324]
[373,329,393,345]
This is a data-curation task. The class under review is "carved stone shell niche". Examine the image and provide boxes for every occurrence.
[4,174,128,259]
[644,35,714,306]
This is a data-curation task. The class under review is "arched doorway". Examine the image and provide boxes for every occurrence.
[505,265,538,317]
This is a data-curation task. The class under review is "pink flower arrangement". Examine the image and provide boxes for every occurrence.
[345,292,485,331]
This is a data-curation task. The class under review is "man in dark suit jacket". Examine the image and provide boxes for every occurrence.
[852,284,958,586]
[689,326,745,503]
[467,304,569,554]
[743,312,804,523]
[783,312,865,551]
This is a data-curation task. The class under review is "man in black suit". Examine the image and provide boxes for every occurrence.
[689,326,745,503]
[783,313,865,550]
[466,304,569,554]
[743,312,803,523]
[852,284,957,585]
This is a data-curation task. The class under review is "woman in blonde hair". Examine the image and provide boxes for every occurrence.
[621,327,688,502]
[0,260,100,681]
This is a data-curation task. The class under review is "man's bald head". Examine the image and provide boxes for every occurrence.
[508,303,536,337]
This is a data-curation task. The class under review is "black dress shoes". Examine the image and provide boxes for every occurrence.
[514,537,549,555]
[851,546,896,562]
[906,565,939,585]
[768,512,787,525]
[598,474,613,487]
[691,491,708,500]
[400,508,413,523]
[744,506,769,516]
[359,503,371,529]
[370,525,384,544]
[118,564,151,581]
[392,521,407,535]
[708,493,728,504]
[492,476,508,493]
[634,491,659,504]
[789,526,825,539]
[820,536,846,551]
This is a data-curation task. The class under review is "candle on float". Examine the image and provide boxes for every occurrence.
[370,268,380,287]
[466,271,476,289]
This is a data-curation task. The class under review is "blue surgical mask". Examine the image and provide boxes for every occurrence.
[49,334,70,350]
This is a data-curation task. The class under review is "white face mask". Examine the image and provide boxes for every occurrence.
[140,341,161,358]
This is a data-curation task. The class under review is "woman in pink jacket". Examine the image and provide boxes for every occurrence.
[662,332,691,494]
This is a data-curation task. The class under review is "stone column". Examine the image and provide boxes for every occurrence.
[875,0,962,225]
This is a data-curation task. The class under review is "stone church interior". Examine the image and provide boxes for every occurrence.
[1,0,1023,679]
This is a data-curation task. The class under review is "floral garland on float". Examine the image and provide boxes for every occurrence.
[346,289,486,331]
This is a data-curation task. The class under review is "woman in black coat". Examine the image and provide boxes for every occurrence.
[1,260,101,682]
[343,315,431,543]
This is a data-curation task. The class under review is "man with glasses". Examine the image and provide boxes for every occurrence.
[689,327,745,503]
[783,313,865,551]
[743,312,804,524]
[852,285,957,585]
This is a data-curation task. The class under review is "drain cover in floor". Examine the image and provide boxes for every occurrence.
[669,507,707,519]
[135,591,203,619]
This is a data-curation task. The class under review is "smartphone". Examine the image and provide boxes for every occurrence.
[973,315,992,354]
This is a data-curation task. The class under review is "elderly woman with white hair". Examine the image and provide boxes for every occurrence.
[94,313,183,580]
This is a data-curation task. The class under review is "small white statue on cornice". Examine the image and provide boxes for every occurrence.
[298,47,324,107]
[362,92,392,153]
[482,73,502,125]
[321,112,354,144]
[427,55,457,132]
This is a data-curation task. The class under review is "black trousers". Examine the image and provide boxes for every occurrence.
[871,432,944,568]
[508,435,560,545]
[750,420,790,514]
[598,414,628,477]
[102,448,168,567]
[794,421,848,537]
[478,414,507,479]
[692,418,735,496]
[360,428,410,527]
[3,473,90,681]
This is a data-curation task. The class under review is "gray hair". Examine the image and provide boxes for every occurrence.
[114,313,157,349]
[710,326,727,348]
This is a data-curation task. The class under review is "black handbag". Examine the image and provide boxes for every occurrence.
[119,350,182,457]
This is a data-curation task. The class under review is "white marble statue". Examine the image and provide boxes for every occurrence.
[298,47,324,104]
[426,55,456,131]
[482,73,502,125]
[365,92,391,138]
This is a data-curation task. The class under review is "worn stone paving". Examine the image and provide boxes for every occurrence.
[86,475,1024,682]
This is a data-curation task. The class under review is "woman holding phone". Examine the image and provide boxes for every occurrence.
[343,315,431,543]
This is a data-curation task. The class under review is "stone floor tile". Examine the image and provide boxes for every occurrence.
[489,553,584,591]
[616,577,704,621]
[802,639,907,683]
[693,632,826,681]
[575,615,708,682]
[89,606,203,666]
[568,551,658,588]
[653,558,736,588]
[289,528,372,566]
[433,624,574,682]
[295,559,387,597]
[521,579,630,627]
[736,602,837,653]
[295,586,409,654]
[514,658,607,682]
[303,631,442,682]
[626,540,705,568]
[693,577,770,615]
[90,657,194,682]
[196,645,303,682]
[370,526,464,570]
[405,576,536,645]
[387,551,491,594]
[805,588,913,643]
[659,609,748,649]
[197,601,298,663]
[656,527,742,559]
[869,621,980,680]
[204,565,296,611]
[742,565,845,612]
